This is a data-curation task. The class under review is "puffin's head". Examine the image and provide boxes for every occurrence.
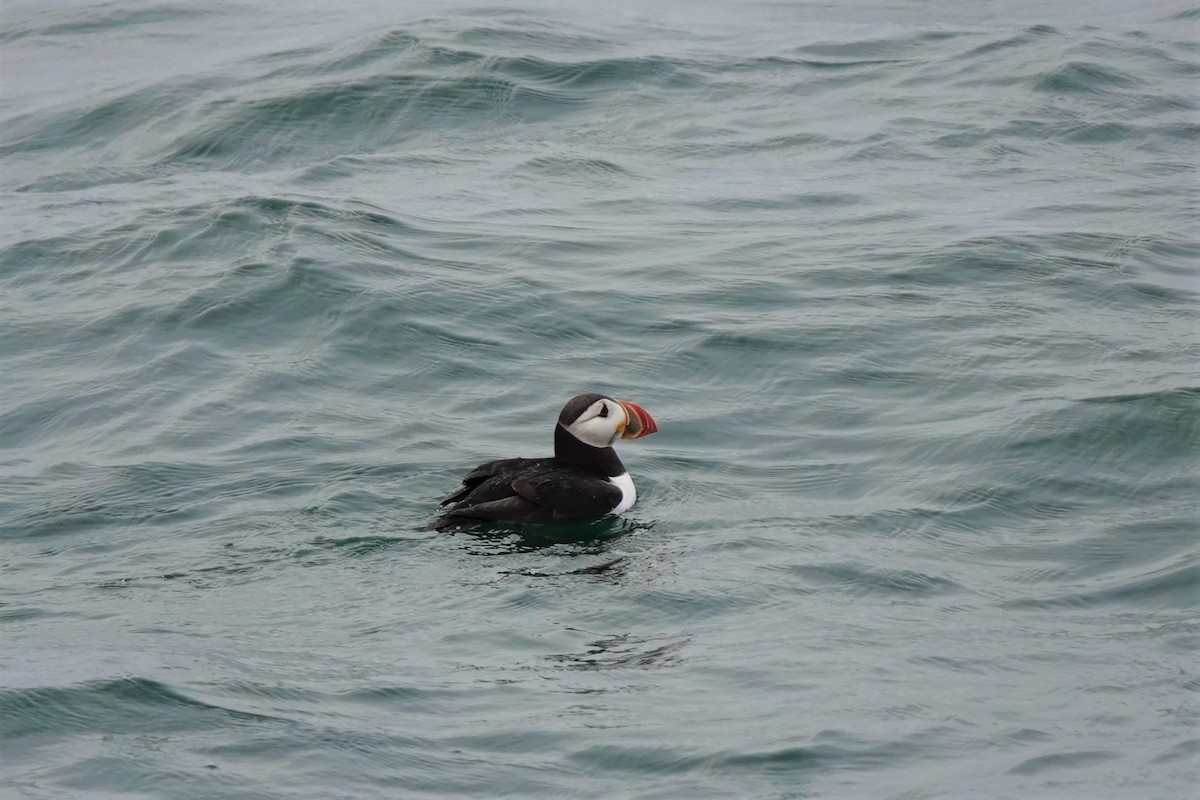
[558,393,658,449]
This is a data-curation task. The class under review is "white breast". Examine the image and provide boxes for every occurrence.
[608,472,637,514]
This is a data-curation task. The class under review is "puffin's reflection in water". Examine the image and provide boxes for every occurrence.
[452,517,653,558]
[549,631,692,671]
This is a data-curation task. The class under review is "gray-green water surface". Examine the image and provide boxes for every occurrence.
[2,1,1198,797]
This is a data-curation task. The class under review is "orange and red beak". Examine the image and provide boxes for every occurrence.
[617,400,658,440]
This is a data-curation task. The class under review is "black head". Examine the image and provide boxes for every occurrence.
[558,393,607,427]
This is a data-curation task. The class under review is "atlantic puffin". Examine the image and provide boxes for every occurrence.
[435,393,658,528]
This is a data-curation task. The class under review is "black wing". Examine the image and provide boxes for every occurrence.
[438,458,542,507]
[511,473,622,522]
[437,463,620,526]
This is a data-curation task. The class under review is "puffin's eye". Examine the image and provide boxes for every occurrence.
[598,404,609,418]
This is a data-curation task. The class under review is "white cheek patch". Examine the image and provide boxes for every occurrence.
[570,416,619,448]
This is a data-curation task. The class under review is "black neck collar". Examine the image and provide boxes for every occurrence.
[554,424,626,477]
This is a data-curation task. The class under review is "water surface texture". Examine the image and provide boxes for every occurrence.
[2,1,1198,797]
